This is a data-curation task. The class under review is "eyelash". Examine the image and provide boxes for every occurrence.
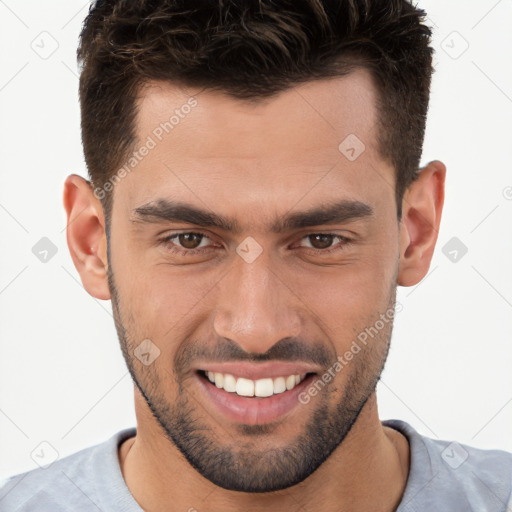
[159,232,353,257]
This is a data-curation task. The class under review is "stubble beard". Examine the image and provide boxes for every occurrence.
[107,263,397,492]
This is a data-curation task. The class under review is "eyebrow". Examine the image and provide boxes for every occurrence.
[131,198,374,234]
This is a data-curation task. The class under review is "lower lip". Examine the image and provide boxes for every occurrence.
[196,372,316,425]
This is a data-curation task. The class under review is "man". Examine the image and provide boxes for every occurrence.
[1,0,511,510]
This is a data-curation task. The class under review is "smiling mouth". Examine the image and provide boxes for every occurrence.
[197,369,317,398]
[195,365,320,425]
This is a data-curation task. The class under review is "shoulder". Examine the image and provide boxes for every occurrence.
[0,428,136,512]
[383,419,512,512]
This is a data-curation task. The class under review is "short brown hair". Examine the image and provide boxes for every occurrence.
[77,0,434,223]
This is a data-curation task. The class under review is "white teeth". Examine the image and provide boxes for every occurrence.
[214,372,224,388]
[254,378,274,397]
[204,371,308,397]
[273,377,286,394]
[285,375,296,390]
[223,373,237,392]
[236,377,254,397]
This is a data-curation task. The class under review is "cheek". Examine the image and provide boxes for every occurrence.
[122,265,214,341]
[288,247,397,343]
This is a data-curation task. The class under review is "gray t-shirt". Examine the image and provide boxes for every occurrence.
[1,419,511,511]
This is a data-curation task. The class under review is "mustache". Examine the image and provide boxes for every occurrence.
[175,337,334,372]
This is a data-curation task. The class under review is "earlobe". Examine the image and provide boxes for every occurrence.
[397,160,446,287]
[63,174,111,300]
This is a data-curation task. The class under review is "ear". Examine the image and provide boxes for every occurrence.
[398,160,446,287]
[63,174,111,300]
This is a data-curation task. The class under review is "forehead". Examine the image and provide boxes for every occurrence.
[135,68,379,161]
[114,69,393,224]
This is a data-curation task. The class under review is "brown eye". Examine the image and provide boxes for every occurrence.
[177,233,204,249]
[307,234,335,249]
[161,232,213,254]
[297,233,352,254]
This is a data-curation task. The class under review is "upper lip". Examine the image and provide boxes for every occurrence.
[197,361,321,381]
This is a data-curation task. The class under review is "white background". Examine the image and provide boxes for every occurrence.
[0,0,511,481]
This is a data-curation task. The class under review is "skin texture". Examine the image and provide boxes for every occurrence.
[63,68,445,512]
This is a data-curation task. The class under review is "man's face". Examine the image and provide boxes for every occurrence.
[108,69,401,492]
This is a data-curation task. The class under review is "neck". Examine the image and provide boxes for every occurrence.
[120,389,410,512]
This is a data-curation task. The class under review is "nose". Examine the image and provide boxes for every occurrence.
[213,248,302,354]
